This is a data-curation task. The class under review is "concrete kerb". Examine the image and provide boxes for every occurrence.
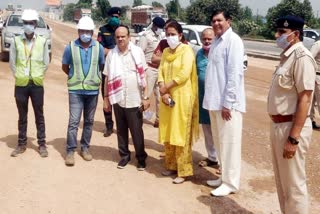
[246,50,280,61]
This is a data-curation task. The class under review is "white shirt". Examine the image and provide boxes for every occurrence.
[203,27,246,113]
[104,48,147,108]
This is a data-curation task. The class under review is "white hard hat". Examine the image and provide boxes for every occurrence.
[21,9,39,21]
[77,16,95,30]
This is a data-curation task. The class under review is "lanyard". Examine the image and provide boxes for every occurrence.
[23,38,35,65]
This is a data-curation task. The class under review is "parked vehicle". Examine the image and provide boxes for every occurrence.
[73,8,91,23]
[131,5,168,33]
[0,16,4,35]
[182,25,248,70]
[1,11,52,61]
[303,29,320,41]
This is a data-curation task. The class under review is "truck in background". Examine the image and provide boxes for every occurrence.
[16,4,22,12]
[7,3,14,11]
[131,5,168,33]
[73,8,91,23]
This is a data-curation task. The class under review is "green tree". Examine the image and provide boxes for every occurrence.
[152,1,164,8]
[264,0,314,39]
[240,6,253,20]
[133,0,144,7]
[63,3,77,21]
[77,0,92,5]
[186,0,241,25]
[237,19,261,36]
[96,0,111,18]
[166,0,181,19]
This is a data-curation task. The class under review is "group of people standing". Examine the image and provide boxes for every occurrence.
[8,7,320,213]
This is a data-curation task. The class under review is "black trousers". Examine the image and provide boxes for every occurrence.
[113,104,147,162]
[15,84,46,145]
[101,74,114,130]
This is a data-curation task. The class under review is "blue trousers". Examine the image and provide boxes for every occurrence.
[66,93,98,152]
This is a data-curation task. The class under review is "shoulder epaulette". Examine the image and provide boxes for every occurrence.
[295,46,306,58]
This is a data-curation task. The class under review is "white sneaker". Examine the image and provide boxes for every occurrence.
[206,178,222,187]
[210,184,235,197]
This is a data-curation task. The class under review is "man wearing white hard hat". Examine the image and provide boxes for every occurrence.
[62,16,104,166]
[9,9,50,158]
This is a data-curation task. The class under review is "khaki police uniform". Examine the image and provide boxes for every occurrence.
[139,29,161,120]
[268,42,316,213]
[310,41,320,121]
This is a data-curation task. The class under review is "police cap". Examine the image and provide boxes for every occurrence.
[107,7,121,16]
[152,17,165,28]
[275,15,304,30]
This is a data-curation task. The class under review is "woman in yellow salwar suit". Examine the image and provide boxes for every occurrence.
[158,21,199,184]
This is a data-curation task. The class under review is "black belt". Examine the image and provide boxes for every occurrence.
[316,72,320,76]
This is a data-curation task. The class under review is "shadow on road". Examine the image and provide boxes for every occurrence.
[46,137,66,159]
[197,195,254,214]
[0,134,38,153]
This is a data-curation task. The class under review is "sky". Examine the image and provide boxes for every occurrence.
[0,0,319,17]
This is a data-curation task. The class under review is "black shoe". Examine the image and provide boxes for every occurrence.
[137,160,146,171]
[39,145,48,158]
[103,129,113,137]
[117,158,130,169]
[312,121,320,130]
[11,145,27,157]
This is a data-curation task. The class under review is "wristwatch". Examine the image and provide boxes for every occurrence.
[288,136,299,145]
[142,96,149,100]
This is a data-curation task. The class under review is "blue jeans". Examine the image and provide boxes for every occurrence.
[66,93,98,153]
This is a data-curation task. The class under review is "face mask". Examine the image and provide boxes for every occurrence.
[202,44,211,51]
[276,31,294,50]
[108,17,120,27]
[155,28,163,36]
[23,24,35,35]
[80,34,92,43]
[167,35,180,49]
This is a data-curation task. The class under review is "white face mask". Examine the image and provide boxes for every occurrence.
[23,24,35,35]
[167,35,180,49]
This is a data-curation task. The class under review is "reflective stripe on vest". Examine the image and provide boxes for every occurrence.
[68,41,101,91]
[15,35,47,86]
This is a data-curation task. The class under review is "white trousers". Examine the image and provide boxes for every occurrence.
[202,124,217,162]
[270,118,311,214]
[209,110,242,191]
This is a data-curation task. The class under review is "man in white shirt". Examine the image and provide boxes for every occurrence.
[103,26,150,171]
[203,10,245,197]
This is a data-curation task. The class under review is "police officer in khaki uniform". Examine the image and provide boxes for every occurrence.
[138,17,165,127]
[310,40,320,129]
[268,15,316,213]
[97,7,121,137]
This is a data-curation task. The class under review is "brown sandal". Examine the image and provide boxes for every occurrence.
[198,158,218,167]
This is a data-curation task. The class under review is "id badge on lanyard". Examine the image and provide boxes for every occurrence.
[24,39,34,76]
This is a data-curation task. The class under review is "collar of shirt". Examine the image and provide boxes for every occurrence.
[218,27,232,41]
[21,33,36,40]
[74,38,96,49]
[283,41,303,57]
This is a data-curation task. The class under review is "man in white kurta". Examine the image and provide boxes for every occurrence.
[203,10,245,197]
